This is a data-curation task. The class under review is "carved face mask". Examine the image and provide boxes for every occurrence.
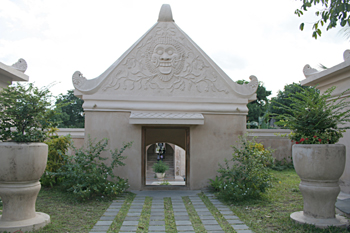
[151,44,179,75]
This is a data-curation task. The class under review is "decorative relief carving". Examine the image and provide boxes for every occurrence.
[72,71,87,88]
[102,25,229,94]
[303,64,319,78]
[11,58,27,73]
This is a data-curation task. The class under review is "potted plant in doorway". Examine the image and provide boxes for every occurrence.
[0,83,53,232]
[274,85,350,228]
[152,160,169,179]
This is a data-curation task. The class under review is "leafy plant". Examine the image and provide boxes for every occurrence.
[41,128,72,187]
[55,136,132,200]
[274,86,350,144]
[159,180,170,185]
[0,83,55,142]
[209,135,274,202]
[152,160,169,173]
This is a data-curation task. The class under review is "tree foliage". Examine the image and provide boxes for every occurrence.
[55,90,84,128]
[296,0,350,39]
[237,80,272,126]
[269,83,312,118]
[0,83,55,142]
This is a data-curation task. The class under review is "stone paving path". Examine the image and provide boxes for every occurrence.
[89,191,253,233]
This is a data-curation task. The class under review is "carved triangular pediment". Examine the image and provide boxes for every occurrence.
[72,5,257,113]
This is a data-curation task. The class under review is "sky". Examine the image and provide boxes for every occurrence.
[1,0,349,98]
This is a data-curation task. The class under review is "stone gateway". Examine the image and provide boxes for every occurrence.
[72,4,258,190]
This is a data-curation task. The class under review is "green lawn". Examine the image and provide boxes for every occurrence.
[218,169,350,233]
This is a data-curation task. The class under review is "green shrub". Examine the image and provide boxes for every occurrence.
[55,137,132,200]
[152,160,169,173]
[210,135,274,202]
[41,128,72,187]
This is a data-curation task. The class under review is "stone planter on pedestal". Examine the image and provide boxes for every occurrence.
[290,144,348,228]
[156,173,165,180]
[0,142,50,232]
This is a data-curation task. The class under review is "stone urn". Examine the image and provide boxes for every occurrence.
[156,173,165,179]
[0,142,51,232]
[290,144,348,228]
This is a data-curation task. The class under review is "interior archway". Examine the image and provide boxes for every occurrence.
[142,127,189,189]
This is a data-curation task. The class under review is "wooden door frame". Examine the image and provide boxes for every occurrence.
[141,126,190,190]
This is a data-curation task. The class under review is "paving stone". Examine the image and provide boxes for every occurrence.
[149,225,166,231]
[199,215,215,220]
[150,216,165,220]
[129,209,143,213]
[103,212,118,216]
[174,215,190,220]
[124,216,140,221]
[173,211,189,215]
[177,225,194,231]
[95,221,113,225]
[91,225,110,231]
[204,225,223,231]
[175,220,192,225]
[236,230,254,233]
[223,215,239,219]
[130,205,143,209]
[232,224,250,230]
[89,231,107,233]
[227,219,244,224]
[105,208,119,212]
[193,208,209,211]
[127,212,141,216]
[196,211,212,216]
[99,216,115,221]
[220,211,234,215]
[122,221,139,226]
[151,209,164,212]
[216,207,231,211]
[201,220,218,225]
[149,220,165,226]
[120,226,138,231]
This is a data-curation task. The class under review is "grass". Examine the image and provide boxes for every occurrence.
[164,197,177,232]
[30,187,112,232]
[136,196,152,233]
[107,193,135,232]
[183,196,206,233]
[216,169,350,233]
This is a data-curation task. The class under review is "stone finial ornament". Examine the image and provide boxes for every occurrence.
[343,49,350,61]
[158,4,174,22]
[303,64,319,78]
[11,58,27,73]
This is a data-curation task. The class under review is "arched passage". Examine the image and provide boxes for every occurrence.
[142,127,190,189]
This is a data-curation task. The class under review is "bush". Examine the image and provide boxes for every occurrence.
[55,137,132,200]
[210,135,274,202]
[152,160,169,173]
[41,128,72,187]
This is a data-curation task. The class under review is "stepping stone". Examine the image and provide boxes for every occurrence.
[236,230,253,233]
[199,215,215,220]
[224,215,239,219]
[103,212,118,216]
[127,212,141,216]
[120,226,138,231]
[220,211,234,215]
[149,225,166,231]
[228,219,244,224]
[177,225,194,231]
[122,221,139,226]
[124,216,140,221]
[173,211,189,215]
[175,220,192,225]
[174,215,190,220]
[193,208,209,211]
[204,225,223,231]
[90,225,110,231]
[232,225,250,230]
[99,216,115,221]
[202,220,218,225]
[149,220,165,225]
[95,221,113,225]
[196,211,212,216]
[150,216,165,220]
